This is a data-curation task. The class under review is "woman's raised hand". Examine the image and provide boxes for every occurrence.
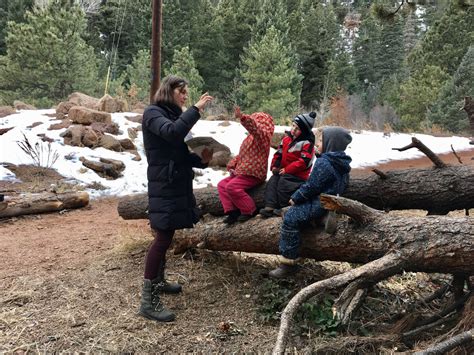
[194,92,213,112]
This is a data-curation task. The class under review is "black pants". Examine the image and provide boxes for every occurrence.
[264,174,305,209]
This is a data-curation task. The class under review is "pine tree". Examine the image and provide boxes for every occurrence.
[429,46,474,133]
[239,26,302,121]
[297,2,339,108]
[0,0,35,55]
[408,3,474,76]
[397,65,449,131]
[118,49,151,103]
[165,46,203,106]
[353,12,380,87]
[374,14,404,82]
[0,2,98,107]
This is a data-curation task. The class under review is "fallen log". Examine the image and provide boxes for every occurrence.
[118,163,474,219]
[0,191,89,218]
[173,194,473,275]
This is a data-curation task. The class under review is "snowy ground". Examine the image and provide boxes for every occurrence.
[0,109,472,197]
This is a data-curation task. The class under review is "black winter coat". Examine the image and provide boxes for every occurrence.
[142,103,206,230]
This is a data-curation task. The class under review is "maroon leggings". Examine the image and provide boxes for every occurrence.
[144,229,175,280]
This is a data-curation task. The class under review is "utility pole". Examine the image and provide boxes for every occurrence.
[150,0,162,103]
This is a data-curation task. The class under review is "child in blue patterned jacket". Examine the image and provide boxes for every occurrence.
[268,126,352,279]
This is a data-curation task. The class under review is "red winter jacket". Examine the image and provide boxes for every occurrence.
[271,133,315,180]
[227,112,274,181]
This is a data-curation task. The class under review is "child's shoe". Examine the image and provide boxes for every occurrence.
[273,208,283,217]
[259,206,274,218]
[223,210,240,225]
[268,256,300,279]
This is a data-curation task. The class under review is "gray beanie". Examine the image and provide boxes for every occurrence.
[293,112,316,134]
[322,126,352,153]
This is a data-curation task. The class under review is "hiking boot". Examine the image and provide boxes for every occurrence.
[259,207,274,218]
[139,279,175,322]
[157,261,182,294]
[268,264,300,279]
[223,210,240,225]
[324,211,338,234]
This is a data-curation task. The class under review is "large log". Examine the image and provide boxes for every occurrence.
[0,191,89,218]
[117,165,474,219]
[172,194,474,275]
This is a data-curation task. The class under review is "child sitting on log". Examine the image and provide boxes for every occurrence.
[269,126,352,279]
[259,112,316,218]
[217,107,274,224]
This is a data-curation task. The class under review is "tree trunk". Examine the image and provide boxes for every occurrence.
[118,165,474,219]
[0,191,89,218]
[173,194,473,275]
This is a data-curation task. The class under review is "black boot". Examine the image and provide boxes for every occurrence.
[223,210,240,224]
[156,260,182,294]
[139,279,175,322]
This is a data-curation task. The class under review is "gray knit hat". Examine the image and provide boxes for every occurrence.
[293,112,316,134]
[322,126,352,153]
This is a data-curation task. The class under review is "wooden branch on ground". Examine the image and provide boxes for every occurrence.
[392,137,447,168]
[0,191,89,218]
[273,252,407,355]
[413,328,474,355]
[118,164,474,218]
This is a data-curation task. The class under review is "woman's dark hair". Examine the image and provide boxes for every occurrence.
[153,75,188,106]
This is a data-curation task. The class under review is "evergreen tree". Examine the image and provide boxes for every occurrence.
[0,2,98,107]
[165,46,203,106]
[188,0,226,94]
[297,2,339,108]
[162,0,193,71]
[429,46,474,133]
[403,11,418,56]
[239,26,302,120]
[252,0,289,41]
[117,49,151,103]
[397,65,449,131]
[87,0,151,79]
[0,0,35,55]
[408,3,474,76]
[374,14,404,82]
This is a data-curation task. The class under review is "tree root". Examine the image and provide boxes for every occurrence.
[413,328,474,355]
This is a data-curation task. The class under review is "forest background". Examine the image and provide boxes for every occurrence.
[0,0,473,134]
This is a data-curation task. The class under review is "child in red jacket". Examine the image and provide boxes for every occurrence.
[218,106,274,224]
[259,112,316,218]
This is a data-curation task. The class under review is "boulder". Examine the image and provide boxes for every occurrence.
[60,125,85,147]
[68,92,100,110]
[68,106,112,125]
[90,121,120,135]
[48,119,72,130]
[56,101,75,119]
[82,127,100,148]
[186,136,232,168]
[13,100,36,110]
[127,127,138,140]
[119,138,136,150]
[125,114,143,124]
[0,106,16,118]
[99,134,122,152]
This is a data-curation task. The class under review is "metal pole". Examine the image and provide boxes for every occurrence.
[150,0,162,104]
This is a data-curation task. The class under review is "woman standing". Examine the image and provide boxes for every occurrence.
[140,75,213,322]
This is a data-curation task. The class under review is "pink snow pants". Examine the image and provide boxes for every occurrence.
[217,174,262,215]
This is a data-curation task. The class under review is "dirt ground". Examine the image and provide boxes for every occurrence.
[0,148,473,353]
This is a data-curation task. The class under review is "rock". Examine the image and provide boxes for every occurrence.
[68,106,112,125]
[0,106,16,118]
[60,125,85,147]
[80,157,125,179]
[68,92,100,110]
[13,100,36,110]
[125,114,143,124]
[127,127,138,140]
[90,121,120,135]
[186,136,232,168]
[48,119,72,130]
[119,138,136,150]
[82,127,100,148]
[99,134,122,152]
[0,127,14,135]
[56,101,75,119]
[27,122,42,129]
[37,134,55,143]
